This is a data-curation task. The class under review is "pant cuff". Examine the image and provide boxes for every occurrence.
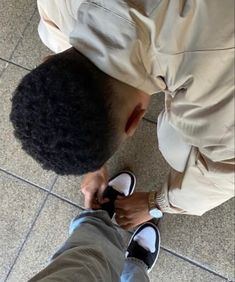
[69,209,111,235]
[125,257,148,272]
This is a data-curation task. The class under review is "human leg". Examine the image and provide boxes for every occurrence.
[29,171,136,282]
[29,210,125,282]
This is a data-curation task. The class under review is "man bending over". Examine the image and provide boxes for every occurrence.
[10,0,234,228]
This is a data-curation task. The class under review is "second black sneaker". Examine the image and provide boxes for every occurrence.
[126,222,160,273]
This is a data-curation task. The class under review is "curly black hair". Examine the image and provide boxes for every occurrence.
[10,49,117,175]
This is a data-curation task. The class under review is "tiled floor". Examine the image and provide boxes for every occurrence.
[0,2,234,282]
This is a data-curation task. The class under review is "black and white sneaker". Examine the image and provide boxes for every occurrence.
[126,223,160,273]
[101,171,136,218]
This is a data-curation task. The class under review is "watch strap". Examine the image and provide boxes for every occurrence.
[148,191,157,210]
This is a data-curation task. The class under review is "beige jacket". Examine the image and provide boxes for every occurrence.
[37,0,234,215]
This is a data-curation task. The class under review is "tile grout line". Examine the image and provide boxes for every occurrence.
[0,7,37,78]
[47,191,132,231]
[0,4,231,281]
[0,173,231,280]
[161,246,230,281]
[4,176,84,281]
[0,57,31,72]
[143,116,232,279]
[2,172,231,282]
[0,167,52,193]
[143,117,157,125]
[28,194,235,281]
[0,59,8,79]
[41,189,234,280]
[49,190,85,210]
[0,167,84,209]
[8,8,38,63]
[48,175,59,192]
[4,192,50,282]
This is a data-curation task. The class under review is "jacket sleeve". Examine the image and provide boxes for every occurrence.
[37,0,72,53]
[156,147,234,215]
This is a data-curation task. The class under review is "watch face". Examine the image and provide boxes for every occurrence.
[150,208,163,219]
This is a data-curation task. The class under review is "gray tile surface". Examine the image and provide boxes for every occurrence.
[0,0,36,60]
[11,12,53,70]
[145,92,165,123]
[52,175,84,207]
[149,250,226,282]
[0,59,8,75]
[159,198,235,280]
[52,120,170,207]
[0,1,234,281]
[107,120,170,193]
[6,194,226,282]
[0,170,46,281]
[0,64,56,188]
[7,195,81,282]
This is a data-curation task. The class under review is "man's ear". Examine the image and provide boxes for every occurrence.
[125,104,146,137]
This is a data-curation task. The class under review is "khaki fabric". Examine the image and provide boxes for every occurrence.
[156,148,234,215]
[37,0,235,215]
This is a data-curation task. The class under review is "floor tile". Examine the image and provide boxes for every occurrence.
[149,250,225,282]
[11,11,52,70]
[0,64,56,188]
[52,120,170,207]
[159,198,234,280]
[0,0,36,60]
[0,59,8,75]
[107,120,170,192]
[52,175,84,207]
[7,195,81,282]
[145,92,165,123]
[0,170,47,281]
[6,195,226,282]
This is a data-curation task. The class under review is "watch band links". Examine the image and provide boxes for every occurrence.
[148,191,157,210]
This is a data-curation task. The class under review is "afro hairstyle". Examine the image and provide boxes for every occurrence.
[10,50,117,175]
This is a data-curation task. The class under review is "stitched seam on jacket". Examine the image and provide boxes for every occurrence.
[83,1,136,26]
[156,46,235,56]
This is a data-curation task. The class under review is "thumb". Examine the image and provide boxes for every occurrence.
[97,183,108,203]
[84,191,95,209]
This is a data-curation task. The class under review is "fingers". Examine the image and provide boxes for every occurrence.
[115,209,133,225]
[82,183,99,209]
[116,195,125,200]
[81,183,110,208]
[84,191,99,209]
[100,197,110,204]
[97,183,108,204]
[115,214,128,226]
[115,197,130,209]
[115,207,130,217]
[115,214,135,230]
[81,169,109,208]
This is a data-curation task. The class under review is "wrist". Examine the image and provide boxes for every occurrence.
[98,165,107,176]
[86,165,107,177]
[91,165,106,177]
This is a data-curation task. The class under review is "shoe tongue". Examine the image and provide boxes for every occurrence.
[133,227,156,253]
[103,186,123,201]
